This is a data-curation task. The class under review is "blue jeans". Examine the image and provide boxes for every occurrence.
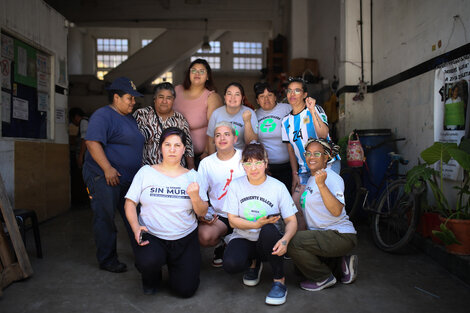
[82,165,136,266]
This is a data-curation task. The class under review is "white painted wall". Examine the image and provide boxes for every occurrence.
[306,0,341,82]
[291,0,309,59]
[372,0,469,170]
[339,0,371,86]
[373,0,470,83]
[335,0,470,208]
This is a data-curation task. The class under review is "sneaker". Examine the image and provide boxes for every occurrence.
[265,282,287,305]
[340,255,358,284]
[99,260,127,273]
[243,261,263,286]
[212,243,226,268]
[300,274,336,291]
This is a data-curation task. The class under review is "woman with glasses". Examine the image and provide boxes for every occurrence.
[173,59,223,167]
[281,77,340,228]
[207,82,258,154]
[288,138,357,292]
[124,127,209,297]
[254,82,293,191]
[222,142,297,305]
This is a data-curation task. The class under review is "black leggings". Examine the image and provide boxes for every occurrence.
[223,224,284,279]
[134,228,200,298]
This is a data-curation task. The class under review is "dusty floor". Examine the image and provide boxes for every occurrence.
[1,205,469,313]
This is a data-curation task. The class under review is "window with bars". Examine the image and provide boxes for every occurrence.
[96,38,129,80]
[191,41,221,69]
[232,41,263,70]
[151,72,173,85]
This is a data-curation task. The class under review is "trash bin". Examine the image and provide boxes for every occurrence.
[356,129,397,199]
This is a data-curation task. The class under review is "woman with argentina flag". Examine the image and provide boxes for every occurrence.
[281,77,340,230]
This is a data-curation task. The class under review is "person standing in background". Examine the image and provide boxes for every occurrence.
[254,82,292,191]
[173,59,223,167]
[207,82,258,154]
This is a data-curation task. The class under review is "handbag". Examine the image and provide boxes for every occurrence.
[346,132,365,167]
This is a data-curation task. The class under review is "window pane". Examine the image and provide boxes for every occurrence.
[233,41,262,55]
[232,57,262,70]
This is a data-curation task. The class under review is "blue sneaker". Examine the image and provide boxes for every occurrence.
[265,281,287,305]
[243,262,263,286]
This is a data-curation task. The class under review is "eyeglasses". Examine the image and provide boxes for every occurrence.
[190,68,206,75]
[303,151,324,158]
[287,88,303,95]
[242,161,265,168]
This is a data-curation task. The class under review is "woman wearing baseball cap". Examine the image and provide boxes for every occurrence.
[82,77,145,273]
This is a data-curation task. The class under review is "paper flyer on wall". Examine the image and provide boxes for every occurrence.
[434,54,470,180]
[55,107,66,124]
[1,91,11,123]
[12,96,29,120]
[1,34,14,60]
[1,57,11,89]
[37,92,49,112]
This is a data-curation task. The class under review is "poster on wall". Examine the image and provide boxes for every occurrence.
[434,54,470,180]
[37,53,49,73]
[1,34,14,60]
[12,96,29,121]
[37,92,49,112]
[14,39,37,88]
[1,91,11,123]
[37,72,49,92]
[56,107,66,124]
[1,57,11,89]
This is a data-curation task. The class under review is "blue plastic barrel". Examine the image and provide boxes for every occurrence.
[356,129,397,199]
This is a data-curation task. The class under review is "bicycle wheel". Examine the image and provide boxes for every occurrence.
[340,167,363,220]
[371,179,419,252]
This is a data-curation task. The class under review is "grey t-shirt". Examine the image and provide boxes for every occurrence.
[207,105,259,150]
[256,102,291,164]
[223,175,297,241]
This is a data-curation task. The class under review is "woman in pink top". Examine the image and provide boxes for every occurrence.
[173,59,223,167]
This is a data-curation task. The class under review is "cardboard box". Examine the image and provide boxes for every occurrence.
[289,58,319,77]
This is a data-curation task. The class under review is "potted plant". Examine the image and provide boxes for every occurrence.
[405,138,470,255]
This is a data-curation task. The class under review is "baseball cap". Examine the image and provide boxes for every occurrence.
[106,77,143,97]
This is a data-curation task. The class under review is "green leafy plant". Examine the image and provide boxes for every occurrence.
[405,138,470,220]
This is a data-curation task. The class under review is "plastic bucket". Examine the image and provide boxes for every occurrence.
[356,129,397,199]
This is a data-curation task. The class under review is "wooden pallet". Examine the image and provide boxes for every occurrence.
[0,174,33,296]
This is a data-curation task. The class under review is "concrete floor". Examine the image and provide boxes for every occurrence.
[1,205,469,313]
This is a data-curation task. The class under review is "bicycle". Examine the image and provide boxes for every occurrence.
[340,138,421,252]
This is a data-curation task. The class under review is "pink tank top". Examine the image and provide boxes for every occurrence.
[173,84,214,154]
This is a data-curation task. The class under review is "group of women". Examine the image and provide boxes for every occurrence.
[82,59,358,306]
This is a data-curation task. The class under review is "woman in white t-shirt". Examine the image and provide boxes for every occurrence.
[124,127,208,297]
[222,142,297,306]
[288,138,357,292]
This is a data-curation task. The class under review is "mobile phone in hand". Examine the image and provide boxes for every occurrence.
[266,213,281,218]
[139,231,147,244]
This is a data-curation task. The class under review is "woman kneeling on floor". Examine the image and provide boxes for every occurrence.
[222,142,297,305]
[124,127,209,297]
[288,138,358,291]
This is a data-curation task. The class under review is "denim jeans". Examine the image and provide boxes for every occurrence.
[82,165,136,266]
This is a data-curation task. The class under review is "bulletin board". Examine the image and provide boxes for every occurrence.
[1,32,50,139]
